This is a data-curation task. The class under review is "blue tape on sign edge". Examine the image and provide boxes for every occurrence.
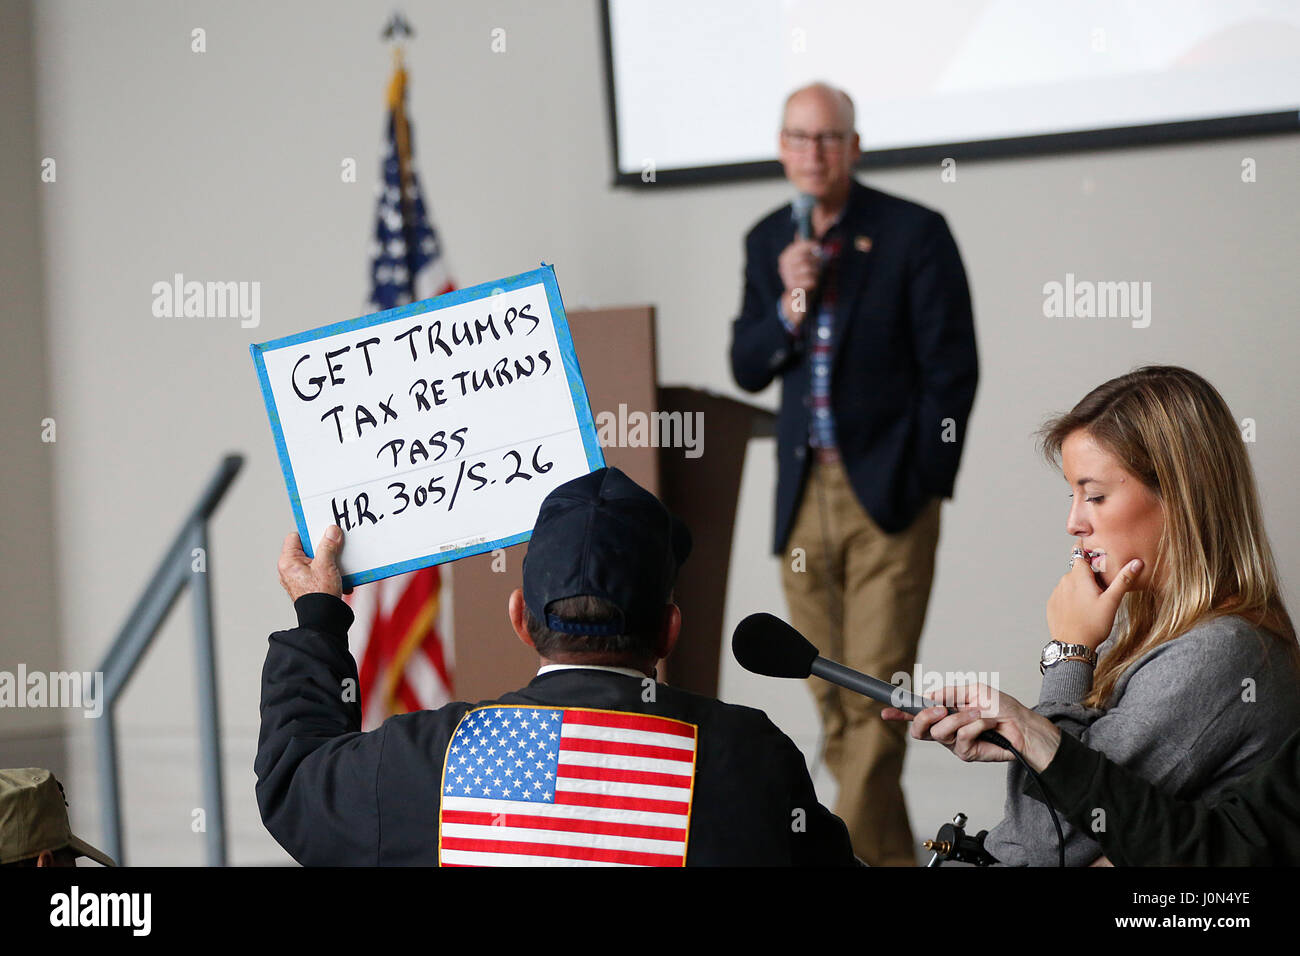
[248,264,604,580]
[250,341,315,558]
[539,263,607,473]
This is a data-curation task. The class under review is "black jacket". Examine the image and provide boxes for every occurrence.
[730,180,978,551]
[255,594,858,866]
[1039,727,1300,866]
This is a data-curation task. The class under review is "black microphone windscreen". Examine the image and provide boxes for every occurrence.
[732,612,817,679]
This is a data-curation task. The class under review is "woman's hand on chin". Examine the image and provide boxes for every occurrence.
[1048,542,1143,650]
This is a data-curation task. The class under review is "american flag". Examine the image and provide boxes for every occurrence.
[368,58,453,309]
[346,55,456,729]
[348,569,452,730]
[438,705,699,866]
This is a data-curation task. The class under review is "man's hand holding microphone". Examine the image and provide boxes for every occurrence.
[778,236,820,330]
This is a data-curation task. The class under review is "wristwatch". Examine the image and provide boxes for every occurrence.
[1040,640,1098,674]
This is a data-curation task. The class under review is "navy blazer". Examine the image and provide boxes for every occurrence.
[730,180,978,552]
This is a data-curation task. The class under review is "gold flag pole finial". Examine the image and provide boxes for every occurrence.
[381,11,414,67]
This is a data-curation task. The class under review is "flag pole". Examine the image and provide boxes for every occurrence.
[382,12,418,303]
[359,13,457,722]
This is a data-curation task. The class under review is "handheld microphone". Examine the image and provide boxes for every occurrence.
[732,612,1074,864]
[791,193,815,241]
[731,612,1012,748]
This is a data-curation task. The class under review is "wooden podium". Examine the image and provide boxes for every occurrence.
[449,306,774,701]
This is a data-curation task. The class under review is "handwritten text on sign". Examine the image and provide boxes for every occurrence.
[252,267,603,586]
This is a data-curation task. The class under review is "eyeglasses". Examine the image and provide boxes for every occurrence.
[781,129,851,151]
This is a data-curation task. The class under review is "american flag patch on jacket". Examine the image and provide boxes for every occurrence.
[438,705,698,866]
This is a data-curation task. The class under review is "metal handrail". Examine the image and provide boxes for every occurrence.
[94,454,243,866]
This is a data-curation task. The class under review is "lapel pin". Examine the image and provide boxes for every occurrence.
[855,236,873,253]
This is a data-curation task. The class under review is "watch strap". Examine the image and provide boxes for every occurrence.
[1040,640,1098,674]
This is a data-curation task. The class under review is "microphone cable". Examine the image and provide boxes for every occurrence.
[969,729,1067,868]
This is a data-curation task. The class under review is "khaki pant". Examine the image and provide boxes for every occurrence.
[780,461,941,866]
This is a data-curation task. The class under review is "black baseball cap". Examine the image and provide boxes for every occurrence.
[522,467,691,637]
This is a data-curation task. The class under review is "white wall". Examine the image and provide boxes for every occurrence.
[0,0,65,769]
[13,0,1299,863]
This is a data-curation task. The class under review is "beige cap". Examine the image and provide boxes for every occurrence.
[0,768,116,866]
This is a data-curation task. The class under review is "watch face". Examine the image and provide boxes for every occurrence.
[1043,643,1061,666]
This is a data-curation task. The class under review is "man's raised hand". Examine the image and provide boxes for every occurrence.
[278,526,347,602]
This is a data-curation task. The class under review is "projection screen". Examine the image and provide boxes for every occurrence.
[602,0,1300,185]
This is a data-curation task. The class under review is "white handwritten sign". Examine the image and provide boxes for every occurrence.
[250,265,604,587]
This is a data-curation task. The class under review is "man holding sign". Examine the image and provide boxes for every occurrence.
[250,266,606,588]
[256,467,857,866]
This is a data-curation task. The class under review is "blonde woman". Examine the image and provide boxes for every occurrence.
[890,366,1300,865]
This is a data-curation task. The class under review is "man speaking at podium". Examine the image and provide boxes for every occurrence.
[256,467,856,866]
[730,82,978,864]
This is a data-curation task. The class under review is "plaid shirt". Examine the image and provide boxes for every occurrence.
[780,217,845,449]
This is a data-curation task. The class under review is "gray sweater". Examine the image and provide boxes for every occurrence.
[983,614,1300,866]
